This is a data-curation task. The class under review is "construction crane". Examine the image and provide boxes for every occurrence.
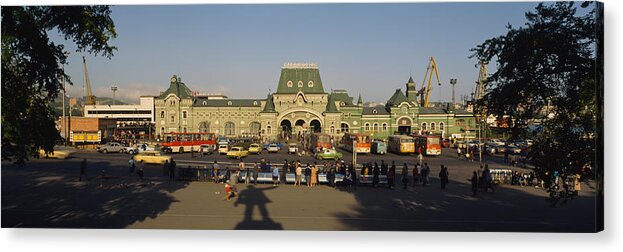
[474,61,487,101]
[82,56,96,105]
[418,57,441,107]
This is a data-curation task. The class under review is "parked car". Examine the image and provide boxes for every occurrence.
[505,144,522,154]
[315,149,343,160]
[287,143,298,154]
[248,143,262,154]
[226,147,249,159]
[487,138,506,147]
[124,143,156,154]
[371,141,387,155]
[133,151,172,165]
[97,142,124,153]
[38,146,76,159]
[218,144,229,155]
[267,144,280,153]
[263,143,284,150]
[199,144,214,155]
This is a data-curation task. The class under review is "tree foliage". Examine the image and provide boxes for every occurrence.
[2,6,116,166]
[470,2,598,181]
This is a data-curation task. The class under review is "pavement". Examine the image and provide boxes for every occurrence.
[1,148,598,232]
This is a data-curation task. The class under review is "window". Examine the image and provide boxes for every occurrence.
[160,111,165,118]
[456,119,466,126]
[308,81,314,87]
[373,123,379,132]
[183,127,187,133]
[183,111,187,119]
[430,122,436,131]
[382,123,387,132]
[440,122,445,131]
[330,126,335,134]
[250,122,261,134]
[202,101,207,105]
[266,125,272,134]
[227,101,232,106]
[340,123,349,133]
[160,127,164,135]
[372,109,377,114]
[170,115,175,123]
[253,101,258,106]
[224,122,235,136]
[365,123,370,131]
[298,81,303,87]
[422,122,427,131]
[287,81,293,87]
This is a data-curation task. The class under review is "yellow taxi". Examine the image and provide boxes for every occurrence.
[132,151,172,165]
[248,143,262,154]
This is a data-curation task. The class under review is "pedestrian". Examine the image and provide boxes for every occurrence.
[417,151,423,166]
[253,161,259,185]
[281,160,288,185]
[380,160,388,175]
[305,164,312,187]
[245,162,251,185]
[327,164,335,187]
[295,164,303,186]
[573,173,581,195]
[412,163,420,185]
[239,159,245,183]
[483,165,494,192]
[401,163,409,189]
[311,164,319,187]
[137,160,145,181]
[128,157,135,173]
[362,164,369,184]
[169,158,176,181]
[471,171,479,196]
[272,165,280,186]
[422,163,430,186]
[387,164,395,189]
[457,147,461,159]
[372,163,380,187]
[79,158,87,181]
[439,165,449,189]
[224,182,238,201]
[200,146,204,157]
[212,161,221,183]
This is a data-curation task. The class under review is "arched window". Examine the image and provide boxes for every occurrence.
[266,125,272,134]
[308,81,314,87]
[249,122,261,134]
[340,123,349,133]
[202,101,207,105]
[430,122,436,131]
[364,123,370,131]
[373,123,379,132]
[183,127,187,133]
[170,115,175,123]
[382,123,387,132]
[182,111,187,119]
[160,127,164,135]
[440,122,445,131]
[422,122,427,131]
[287,81,293,87]
[298,81,304,87]
[224,122,235,136]
[160,111,165,118]
[330,126,335,134]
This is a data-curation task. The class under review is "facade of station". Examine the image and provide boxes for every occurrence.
[154,63,476,141]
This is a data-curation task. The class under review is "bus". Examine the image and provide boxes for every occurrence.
[388,135,415,154]
[342,133,371,154]
[413,134,442,156]
[161,132,217,153]
[310,133,332,153]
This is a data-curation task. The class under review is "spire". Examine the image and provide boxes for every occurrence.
[407,76,415,84]
[357,94,363,106]
[262,93,276,112]
[325,94,339,113]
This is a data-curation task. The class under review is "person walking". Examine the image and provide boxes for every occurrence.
[483,166,494,192]
[245,162,251,185]
[169,159,176,181]
[213,161,221,183]
[272,165,280,186]
[439,165,449,189]
[387,164,395,189]
[295,164,303,186]
[137,160,145,181]
[457,147,462,159]
[305,164,312,187]
[417,151,423,166]
[380,160,388,175]
[412,163,420,185]
[253,161,259,185]
[311,164,319,187]
[422,163,430,186]
[401,163,409,189]
[79,158,87,181]
[238,159,245,183]
[471,171,479,196]
[327,164,336,188]
[372,163,380,187]
[128,157,135,174]
[281,160,288,185]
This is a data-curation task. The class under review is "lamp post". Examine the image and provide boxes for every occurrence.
[111,86,118,105]
[450,78,457,106]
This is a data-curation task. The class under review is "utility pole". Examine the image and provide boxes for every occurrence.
[62,59,67,146]
[111,86,118,105]
[450,78,457,106]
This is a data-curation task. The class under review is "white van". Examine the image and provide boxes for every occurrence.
[218,144,229,155]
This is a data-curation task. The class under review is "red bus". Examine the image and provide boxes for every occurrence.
[412,134,441,156]
[310,133,332,153]
[161,132,217,153]
[342,133,371,154]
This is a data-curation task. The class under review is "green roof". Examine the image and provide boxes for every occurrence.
[331,90,354,106]
[362,106,390,115]
[194,98,262,107]
[275,63,326,94]
[159,75,193,99]
[386,89,410,107]
[325,94,339,113]
[262,94,276,112]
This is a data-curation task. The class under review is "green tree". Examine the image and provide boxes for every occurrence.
[2,6,116,165]
[470,2,599,183]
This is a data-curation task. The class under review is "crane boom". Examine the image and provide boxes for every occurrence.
[419,57,441,107]
[474,61,487,101]
[83,56,96,105]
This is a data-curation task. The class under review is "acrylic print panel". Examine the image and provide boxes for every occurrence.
[1,1,603,232]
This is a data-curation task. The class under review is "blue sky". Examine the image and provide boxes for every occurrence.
[55,2,543,103]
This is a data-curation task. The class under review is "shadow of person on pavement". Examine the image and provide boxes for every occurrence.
[233,185,283,230]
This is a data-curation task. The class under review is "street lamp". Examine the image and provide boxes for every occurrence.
[111,85,118,105]
[450,78,457,106]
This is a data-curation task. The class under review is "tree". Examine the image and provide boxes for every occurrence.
[2,6,117,166]
[470,2,600,183]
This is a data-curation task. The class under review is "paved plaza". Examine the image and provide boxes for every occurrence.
[1,149,597,232]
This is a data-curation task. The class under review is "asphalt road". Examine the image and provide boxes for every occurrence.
[1,148,598,232]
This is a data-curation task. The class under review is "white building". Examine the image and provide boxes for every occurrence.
[84,96,155,123]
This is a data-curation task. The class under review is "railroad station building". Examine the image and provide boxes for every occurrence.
[154,63,476,141]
